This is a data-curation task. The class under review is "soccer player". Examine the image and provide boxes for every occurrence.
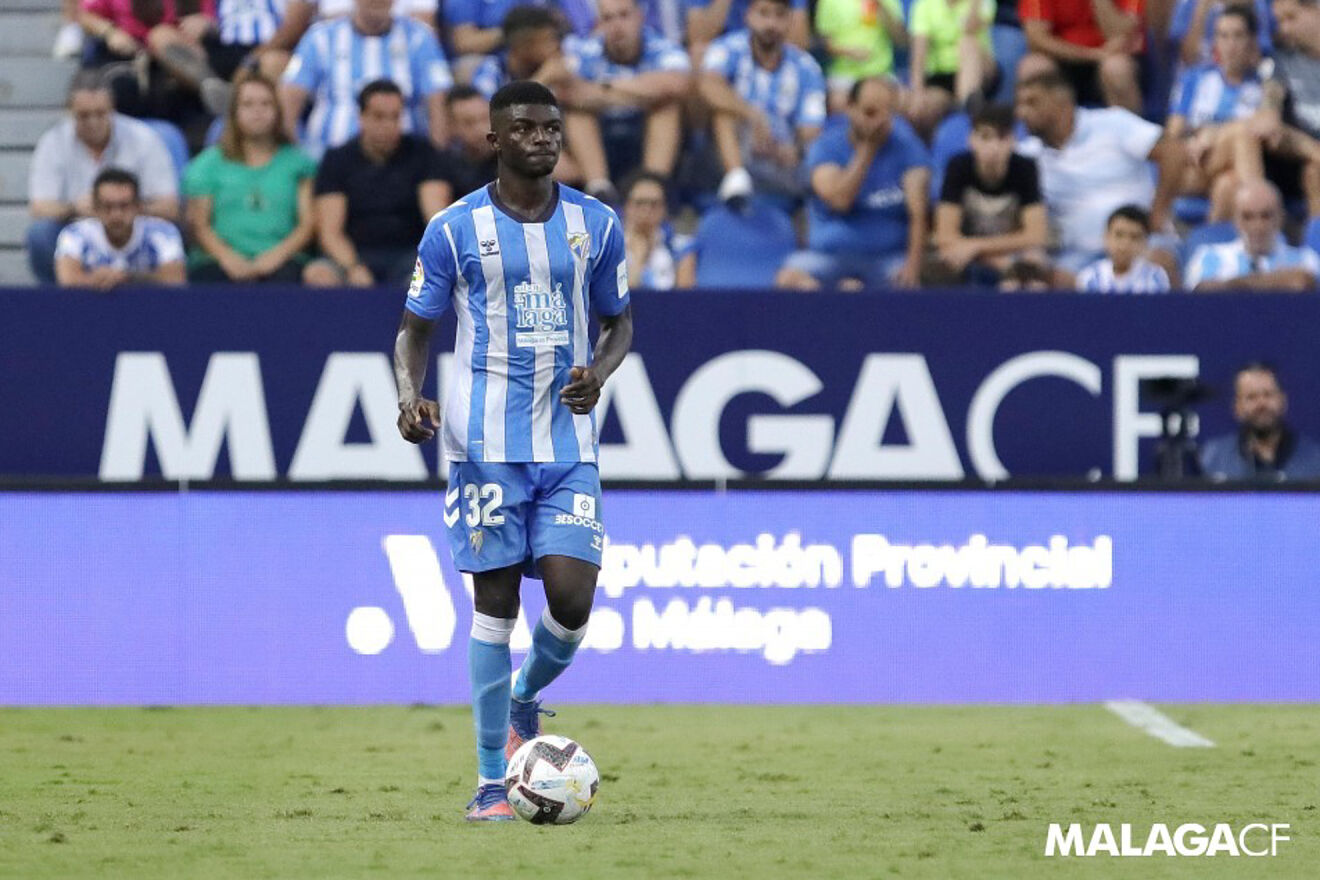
[392,80,633,822]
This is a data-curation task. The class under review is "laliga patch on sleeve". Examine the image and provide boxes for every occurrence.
[572,493,597,520]
[408,257,424,298]
[616,261,628,298]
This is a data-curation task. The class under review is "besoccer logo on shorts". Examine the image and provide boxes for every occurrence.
[572,494,596,521]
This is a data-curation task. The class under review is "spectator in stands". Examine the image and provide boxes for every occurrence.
[78,0,233,117]
[250,0,437,81]
[1164,7,1264,213]
[814,0,907,113]
[623,172,683,289]
[700,0,827,206]
[471,6,615,201]
[279,0,452,158]
[317,0,436,27]
[302,80,453,287]
[1185,179,1319,289]
[184,71,316,281]
[448,0,594,63]
[1221,0,1320,219]
[196,0,291,83]
[688,0,810,56]
[440,86,498,196]
[908,0,997,137]
[1018,0,1144,111]
[1199,362,1320,479]
[775,77,929,290]
[53,168,185,289]
[1076,205,1172,291]
[565,0,692,180]
[1170,0,1272,68]
[1015,63,1185,278]
[934,101,1047,285]
[26,71,179,285]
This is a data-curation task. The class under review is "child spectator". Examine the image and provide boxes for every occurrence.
[184,71,316,282]
[53,168,185,289]
[1076,205,1172,292]
[934,101,1047,285]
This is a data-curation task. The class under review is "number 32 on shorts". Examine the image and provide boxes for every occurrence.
[463,483,504,527]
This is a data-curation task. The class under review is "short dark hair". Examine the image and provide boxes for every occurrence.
[445,84,485,107]
[92,167,140,201]
[624,170,669,201]
[1017,70,1073,96]
[847,76,896,105]
[357,79,403,112]
[1237,360,1280,383]
[502,4,558,40]
[749,0,792,9]
[1218,4,1259,36]
[67,68,112,103]
[490,80,559,116]
[971,101,1015,134]
[1107,204,1150,232]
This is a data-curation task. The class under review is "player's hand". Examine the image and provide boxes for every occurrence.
[560,366,603,415]
[397,397,441,443]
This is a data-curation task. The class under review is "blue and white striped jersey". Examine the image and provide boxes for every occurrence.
[217,0,286,46]
[406,183,630,463]
[1170,64,1263,130]
[570,29,690,123]
[1076,257,1171,293]
[701,30,826,145]
[54,216,184,273]
[1185,238,1320,288]
[283,15,452,157]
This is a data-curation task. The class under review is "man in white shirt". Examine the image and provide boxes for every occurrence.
[1014,59,1185,277]
[54,169,186,289]
[1185,179,1320,290]
[26,72,179,285]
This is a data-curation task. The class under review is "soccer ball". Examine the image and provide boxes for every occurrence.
[504,734,600,824]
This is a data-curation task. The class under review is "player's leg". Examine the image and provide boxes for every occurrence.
[508,464,604,751]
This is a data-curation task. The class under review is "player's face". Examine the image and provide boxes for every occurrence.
[1234,370,1286,434]
[70,89,113,149]
[359,92,404,155]
[1103,217,1147,269]
[450,96,493,156]
[92,182,139,244]
[746,0,789,51]
[491,103,563,177]
[598,0,642,60]
[1213,16,1254,73]
[234,80,278,141]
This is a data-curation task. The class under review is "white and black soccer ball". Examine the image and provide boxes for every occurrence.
[505,735,600,825]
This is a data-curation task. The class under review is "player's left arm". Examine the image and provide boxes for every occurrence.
[561,212,634,415]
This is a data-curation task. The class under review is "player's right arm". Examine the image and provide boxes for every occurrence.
[394,214,458,443]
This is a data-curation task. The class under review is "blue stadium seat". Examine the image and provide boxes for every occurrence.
[991,24,1029,103]
[139,118,189,185]
[690,198,797,288]
[1305,217,1320,253]
[205,115,225,147]
[1174,196,1210,226]
[1180,221,1236,275]
[929,112,972,203]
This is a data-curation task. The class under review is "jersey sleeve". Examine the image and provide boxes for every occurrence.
[589,208,630,316]
[1016,155,1043,205]
[1183,245,1219,288]
[938,153,971,204]
[149,223,186,265]
[1170,68,1197,119]
[794,58,828,130]
[283,27,324,92]
[411,26,453,95]
[1300,246,1320,276]
[702,37,736,78]
[471,57,503,99]
[53,224,83,262]
[405,215,458,320]
[1075,262,1100,291]
[1108,108,1162,161]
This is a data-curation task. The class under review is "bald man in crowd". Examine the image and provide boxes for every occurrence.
[1185,179,1320,290]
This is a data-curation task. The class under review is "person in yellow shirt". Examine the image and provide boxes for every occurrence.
[814,0,909,112]
[907,0,998,137]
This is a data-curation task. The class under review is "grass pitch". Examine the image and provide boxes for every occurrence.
[1,705,1316,879]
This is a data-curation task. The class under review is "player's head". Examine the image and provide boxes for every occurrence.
[597,0,644,61]
[1233,361,1287,436]
[91,167,140,244]
[969,101,1015,181]
[1014,68,1074,138]
[746,0,791,52]
[1214,6,1258,74]
[358,79,404,155]
[446,84,492,156]
[67,70,114,150]
[503,5,562,74]
[489,80,562,178]
[1103,205,1150,271]
[1233,179,1283,257]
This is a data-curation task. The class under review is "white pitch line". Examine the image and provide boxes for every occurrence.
[1104,700,1215,748]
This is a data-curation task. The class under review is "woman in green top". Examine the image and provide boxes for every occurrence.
[907,0,997,138]
[183,70,316,283]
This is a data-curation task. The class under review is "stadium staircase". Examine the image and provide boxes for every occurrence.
[0,0,74,285]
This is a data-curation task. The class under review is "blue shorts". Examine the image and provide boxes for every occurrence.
[444,461,604,577]
[781,249,907,289]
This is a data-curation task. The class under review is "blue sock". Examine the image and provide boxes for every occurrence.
[470,612,516,784]
[512,609,586,703]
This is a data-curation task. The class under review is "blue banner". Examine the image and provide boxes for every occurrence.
[2,489,1316,704]
[3,288,1320,480]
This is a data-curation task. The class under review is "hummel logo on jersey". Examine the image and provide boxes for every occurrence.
[480,238,499,257]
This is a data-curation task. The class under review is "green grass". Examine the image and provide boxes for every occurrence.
[1,705,1316,879]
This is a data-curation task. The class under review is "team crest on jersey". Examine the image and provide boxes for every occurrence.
[469,529,484,555]
[567,231,591,261]
[513,281,570,348]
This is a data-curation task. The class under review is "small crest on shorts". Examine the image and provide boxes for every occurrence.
[470,529,484,555]
[567,231,591,261]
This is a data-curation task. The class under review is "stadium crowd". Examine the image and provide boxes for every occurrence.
[27,0,1320,292]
